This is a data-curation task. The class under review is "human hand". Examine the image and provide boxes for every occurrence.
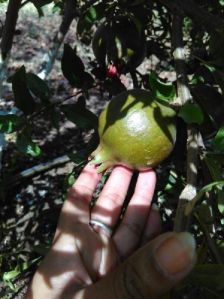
[27,163,196,299]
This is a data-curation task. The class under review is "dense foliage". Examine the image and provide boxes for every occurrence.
[0,0,224,298]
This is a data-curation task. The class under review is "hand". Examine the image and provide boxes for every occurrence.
[27,163,196,299]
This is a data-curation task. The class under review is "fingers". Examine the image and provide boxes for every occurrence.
[79,232,197,299]
[113,169,156,258]
[91,166,133,228]
[59,163,101,227]
[140,204,162,246]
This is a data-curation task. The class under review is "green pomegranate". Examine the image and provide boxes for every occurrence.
[90,89,177,172]
[92,17,146,70]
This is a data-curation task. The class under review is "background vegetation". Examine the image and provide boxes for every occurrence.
[0,0,224,298]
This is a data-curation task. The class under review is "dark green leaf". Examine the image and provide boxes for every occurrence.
[104,77,126,95]
[16,132,42,157]
[61,44,85,88]
[204,152,224,214]
[61,103,98,130]
[11,66,36,115]
[209,32,224,67]
[77,3,105,36]
[204,65,224,95]
[82,72,95,90]
[192,85,224,127]
[178,103,204,125]
[145,72,176,101]
[26,73,50,102]
[0,115,25,134]
[213,127,224,152]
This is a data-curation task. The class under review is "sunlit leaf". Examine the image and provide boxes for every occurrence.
[0,114,25,134]
[16,131,42,157]
[145,72,176,101]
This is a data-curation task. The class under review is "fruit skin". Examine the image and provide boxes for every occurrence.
[91,89,177,172]
[92,17,146,71]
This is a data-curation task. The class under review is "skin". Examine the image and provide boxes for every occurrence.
[26,163,196,299]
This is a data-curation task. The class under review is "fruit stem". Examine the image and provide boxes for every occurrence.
[89,144,115,173]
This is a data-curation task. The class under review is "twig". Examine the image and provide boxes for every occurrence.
[194,212,223,263]
[172,16,192,106]
[20,0,29,8]
[171,15,199,232]
[174,126,199,231]
[79,0,100,14]
[8,155,71,186]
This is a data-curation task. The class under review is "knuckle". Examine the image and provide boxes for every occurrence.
[67,184,93,203]
[103,191,123,206]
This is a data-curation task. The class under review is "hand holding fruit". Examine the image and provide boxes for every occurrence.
[26,163,196,299]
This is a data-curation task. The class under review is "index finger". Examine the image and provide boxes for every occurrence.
[61,163,102,224]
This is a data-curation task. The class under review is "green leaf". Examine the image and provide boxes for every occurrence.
[104,77,126,96]
[213,127,224,151]
[178,103,204,125]
[26,73,50,102]
[3,257,40,282]
[77,3,105,37]
[82,72,95,90]
[145,72,176,101]
[0,114,25,134]
[61,102,98,130]
[209,32,224,67]
[61,44,85,88]
[16,131,42,157]
[204,153,224,214]
[11,66,37,115]
[63,173,76,190]
[185,181,224,215]
[192,84,224,126]
[204,65,224,95]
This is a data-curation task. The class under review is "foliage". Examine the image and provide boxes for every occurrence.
[0,0,224,298]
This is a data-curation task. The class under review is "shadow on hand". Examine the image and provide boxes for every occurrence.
[26,170,158,299]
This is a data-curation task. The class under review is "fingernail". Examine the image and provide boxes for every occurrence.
[154,232,196,276]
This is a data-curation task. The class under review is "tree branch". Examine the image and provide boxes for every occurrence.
[8,155,70,187]
[158,0,224,35]
[38,0,78,79]
[0,0,21,59]
[171,15,199,232]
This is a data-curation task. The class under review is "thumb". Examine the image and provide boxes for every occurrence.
[78,232,196,299]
